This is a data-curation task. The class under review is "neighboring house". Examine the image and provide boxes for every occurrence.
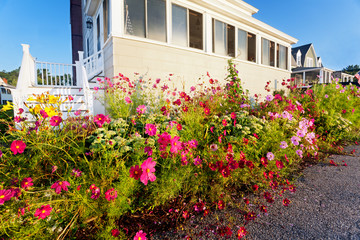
[0,77,15,105]
[291,43,353,85]
[70,0,298,96]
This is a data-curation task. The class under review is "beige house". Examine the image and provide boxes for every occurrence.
[71,0,298,97]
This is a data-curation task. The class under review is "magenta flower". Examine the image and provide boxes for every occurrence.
[265,95,274,101]
[188,139,198,149]
[94,114,106,127]
[145,123,157,136]
[71,169,82,177]
[157,132,171,147]
[91,187,101,199]
[136,105,147,114]
[21,177,33,190]
[291,136,300,146]
[280,141,288,149]
[0,189,12,205]
[296,150,303,158]
[296,129,306,138]
[210,144,218,151]
[266,152,274,161]
[134,230,147,240]
[40,110,48,119]
[125,96,132,104]
[276,160,284,169]
[112,229,120,237]
[170,136,182,154]
[325,94,329,98]
[34,204,52,219]
[193,156,202,166]
[129,165,143,180]
[105,188,117,201]
[51,181,70,194]
[10,140,26,155]
[140,157,156,185]
[144,146,153,156]
[51,165,58,173]
[49,116,62,127]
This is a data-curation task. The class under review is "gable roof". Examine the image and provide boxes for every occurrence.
[291,43,312,67]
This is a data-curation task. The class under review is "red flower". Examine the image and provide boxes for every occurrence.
[182,210,190,219]
[182,106,188,112]
[243,198,250,205]
[49,116,62,127]
[21,177,33,190]
[222,119,227,126]
[283,198,291,206]
[221,166,230,178]
[203,209,210,216]
[204,107,211,115]
[276,160,284,169]
[51,181,70,194]
[237,227,247,239]
[177,124,182,131]
[10,140,26,155]
[34,204,52,219]
[260,157,268,167]
[252,185,259,191]
[231,112,236,119]
[260,205,267,213]
[217,200,225,210]
[129,165,143,180]
[244,211,256,221]
[111,229,120,237]
[94,114,106,127]
[0,189,12,205]
[105,188,117,201]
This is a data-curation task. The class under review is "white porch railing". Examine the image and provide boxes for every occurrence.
[12,44,95,122]
[35,61,76,87]
[82,50,104,80]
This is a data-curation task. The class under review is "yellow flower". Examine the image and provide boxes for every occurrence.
[33,104,42,114]
[48,95,60,104]
[27,97,36,102]
[1,101,13,111]
[45,106,58,117]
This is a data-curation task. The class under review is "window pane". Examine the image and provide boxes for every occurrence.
[270,41,275,67]
[103,0,109,42]
[189,10,203,50]
[247,32,256,62]
[278,44,287,69]
[262,38,269,65]
[124,0,145,38]
[97,16,101,51]
[237,29,247,60]
[227,25,235,57]
[172,4,187,47]
[213,19,226,55]
[148,0,166,42]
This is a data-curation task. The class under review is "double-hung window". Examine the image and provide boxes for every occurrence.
[277,44,288,70]
[262,38,275,67]
[172,4,203,50]
[212,19,235,57]
[237,29,256,62]
[124,0,167,42]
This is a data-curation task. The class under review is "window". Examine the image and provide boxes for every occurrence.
[96,15,101,52]
[103,0,110,42]
[247,32,256,62]
[277,44,288,70]
[262,38,275,66]
[212,19,235,57]
[306,57,313,67]
[1,88,5,94]
[86,37,90,57]
[296,51,301,66]
[189,10,203,50]
[6,89,11,94]
[124,0,166,42]
[237,29,247,60]
[171,5,203,50]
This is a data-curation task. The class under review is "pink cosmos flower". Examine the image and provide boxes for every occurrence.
[91,187,101,199]
[140,157,156,185]
[105,188,117,201]
[71,169,82,177]
[51,181,70,194]
[34,204,52,219]
[265,95,274,101]
[210,143,218,151]
[129,165,143,180]
[188,139,198,149]
[0,150,2,158]
[40,110,48,119]
[74,110,81,116]
[266,152,274,161]
[190,86,196,92]
[10,140,26,155]
[94,114,106,127]
[21,177,33,190]
[111,229,120,237]
[134,230,147,240]
[125,96,133,104]
[144,146,153,156]
[0,189,12,205]
[324,94,329,98]
[68,96,74,101]
[52,165,58,173]
[170,136,182,154]
[280,141,288,149]
[204,107,211,115]
[193,156,202,166]
[296,150,303,158]
[291,136,300,146]
[276,160,284,169]
[49,116,62,127]
[18,108,24,114]
[145,123,157,136]
[297,129,306,138]
[136,105,147,114]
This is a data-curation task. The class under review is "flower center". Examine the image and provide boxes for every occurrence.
[42,210,46,214]
[59,182,62,185]
[134,171,138,175]
[16,146,20,149]
[25,182,28,185]
[0,195,4,199]
[146,169,150,173]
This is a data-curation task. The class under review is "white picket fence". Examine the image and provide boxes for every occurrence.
[11,44,102,122]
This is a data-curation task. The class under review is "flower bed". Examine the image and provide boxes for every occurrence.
[1,61,360,239]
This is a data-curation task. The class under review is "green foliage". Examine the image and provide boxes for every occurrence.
[0,68,19,86]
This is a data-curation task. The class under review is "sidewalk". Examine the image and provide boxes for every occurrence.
[152,145,360,239]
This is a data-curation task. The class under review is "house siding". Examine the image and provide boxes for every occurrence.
[305,47,316,67]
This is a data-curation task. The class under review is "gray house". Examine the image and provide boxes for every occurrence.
[291,43,334,85]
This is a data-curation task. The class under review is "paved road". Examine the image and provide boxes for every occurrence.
[153,145,360,240]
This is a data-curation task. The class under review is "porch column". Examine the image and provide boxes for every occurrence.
[319,69,323,84]
[112,0,123,36]
[303,72,306,85]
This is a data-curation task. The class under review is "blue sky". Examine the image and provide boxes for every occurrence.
[0,0,359,72]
